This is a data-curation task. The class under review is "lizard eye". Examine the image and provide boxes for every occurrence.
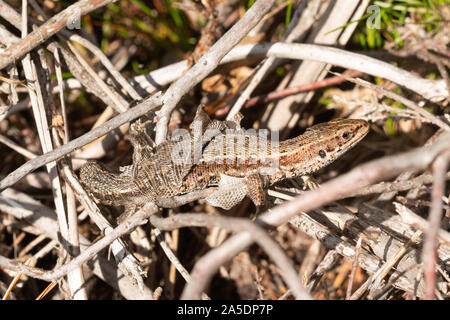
[342,131,352,139]
[319,150,326,158]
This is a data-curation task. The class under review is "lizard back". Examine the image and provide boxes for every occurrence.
[182,119,369,191]
[80,118,369,209]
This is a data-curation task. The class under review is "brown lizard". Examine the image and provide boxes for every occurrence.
[79,110,369,212]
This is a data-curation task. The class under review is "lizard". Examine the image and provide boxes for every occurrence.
[79,109,369,213]
[79,107,241,215]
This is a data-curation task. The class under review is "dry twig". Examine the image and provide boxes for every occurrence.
[0,0,117,70]
[422,150,450,299]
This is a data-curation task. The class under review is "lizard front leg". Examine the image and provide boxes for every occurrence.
[245,173,266,207]
[127,117,155,166]
[298,175,320,190]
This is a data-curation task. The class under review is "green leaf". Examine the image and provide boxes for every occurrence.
[324,12,373,36]
[386,117,395,136]
[285,0,293,27]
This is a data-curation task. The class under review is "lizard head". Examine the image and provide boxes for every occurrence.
[278,118,370,177]
[302,118,370,170]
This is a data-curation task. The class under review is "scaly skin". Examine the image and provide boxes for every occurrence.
[182,119,369,187]
[80,118,369,209]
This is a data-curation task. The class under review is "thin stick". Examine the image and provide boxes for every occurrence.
[20,2,75,298]
[350,172,450,198]
[149,213,311,300]
[346,237,362,299]
[69,34,142,101]
[394,202,450,246]
[0,202,158,282]
[22,49,70,242]
[52,41,88,299]
[307,250,341,291]
[0,134,38,159]
[226,1,307,119]
[1,257,33,300]
[215,70,363,116]
[66,41,129,113]
[422,150,450,299]
[18,234,46,257]
[35,281,57,300]
[153,228,210,300]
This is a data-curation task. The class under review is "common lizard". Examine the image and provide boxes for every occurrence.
[79,110,369,212]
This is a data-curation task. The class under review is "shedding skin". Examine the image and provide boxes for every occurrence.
[80,113,369,211]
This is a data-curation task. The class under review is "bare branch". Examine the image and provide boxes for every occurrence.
[422,150,450,299]
[346,237,362,299]
[221,43,448,102]
[394,202,450,245]
[349,172,448,197]
[226,1,307,119]
[149,213,310,300]
[154,0,276,144]
[0,188,153,299]
[0,0,117,70]
[0,134,38,159]
[0,202,157,282]
[133,42,448,102]
[330,71,450,130]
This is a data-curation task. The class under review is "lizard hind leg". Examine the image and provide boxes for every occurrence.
[117,203,137,225]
